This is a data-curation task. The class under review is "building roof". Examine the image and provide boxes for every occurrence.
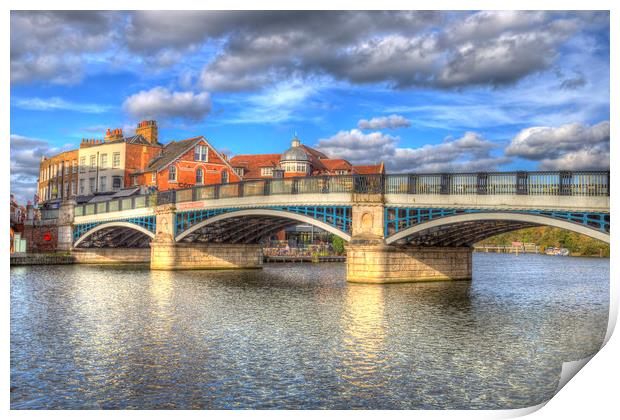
[230,154,281,178]
[321,158,352,171]
[352,162,385,174]
[141,136,204,173]
[133,136,240,179]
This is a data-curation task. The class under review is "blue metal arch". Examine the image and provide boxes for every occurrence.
[73,216,156,242]
[175,206,352,237]
[384,207,609,238]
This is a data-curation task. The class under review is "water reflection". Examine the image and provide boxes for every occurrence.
[338,284,386,389]
[10,254,609,409]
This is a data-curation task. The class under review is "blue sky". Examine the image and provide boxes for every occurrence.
[10,11,610,203]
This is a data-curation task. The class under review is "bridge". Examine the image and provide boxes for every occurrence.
[54,170,609,283]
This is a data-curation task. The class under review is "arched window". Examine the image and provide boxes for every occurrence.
[169,165,177,181]
[196,167,204,184]
[221,170,228,184]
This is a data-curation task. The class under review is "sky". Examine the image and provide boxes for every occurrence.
[10,10,610,204]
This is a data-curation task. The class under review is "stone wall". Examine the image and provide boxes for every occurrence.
[346,245,472,283]
[72,248,151,264]
[10,254,75,266]
[151,242,263,270]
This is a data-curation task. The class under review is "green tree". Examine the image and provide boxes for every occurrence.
[332,235,345,255]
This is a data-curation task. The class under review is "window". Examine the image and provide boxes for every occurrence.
[221,170,228,184]
[100,153,108,169]
[64,182,69,197]
[112,176,122,190]
[64,162,69,175]
[72,160,78,173]
[196,167,204,184]
[335,169,348,175]
[89,177,95,193]
[132,176,138,186]
[71,180,77,195]
[80,157,86,173]
[112,152,121,168]
[168,165,177,182]
[151,172,156,183]
[261,167,273,177]
[90,155,96,171]
[100,176,107,192]
[79,179,85,194]
[194,145,208,162]
[233,167,244,177]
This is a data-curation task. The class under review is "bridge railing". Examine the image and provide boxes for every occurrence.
[74,194,153,217]
[73,170,609,215]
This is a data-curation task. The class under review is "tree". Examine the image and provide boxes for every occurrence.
[332,235,345,255]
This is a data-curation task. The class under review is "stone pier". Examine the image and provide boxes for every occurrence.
[346,190,473,283]
[56,199,76,252]
[151,242,262,270]
[346,245,472,283]
[149,203,263,270]
[72,248,151,264]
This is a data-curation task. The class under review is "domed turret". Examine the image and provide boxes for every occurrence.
[280,134,310,174]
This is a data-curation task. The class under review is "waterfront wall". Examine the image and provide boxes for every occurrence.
[346,245,472,283]
[151,242,263,270]
[72,248,151,264]
[10,253,75,266]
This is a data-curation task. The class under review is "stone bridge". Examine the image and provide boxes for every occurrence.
[56,171,609,283]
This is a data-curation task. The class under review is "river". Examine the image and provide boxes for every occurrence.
[10,253,609,409]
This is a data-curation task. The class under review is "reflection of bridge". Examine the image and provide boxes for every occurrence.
[56,171,609,283]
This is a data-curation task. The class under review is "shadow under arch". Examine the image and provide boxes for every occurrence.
[74,221,155,248]
[175,208,352,243]
[386,212,610,246]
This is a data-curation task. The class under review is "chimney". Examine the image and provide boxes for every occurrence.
[136,120,158,144]
[105,127,123,142]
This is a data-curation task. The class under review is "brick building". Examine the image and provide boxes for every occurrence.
[38,149,79,205]
[76,121,162,197]
[230,135,384,179]
[131,136,241,190]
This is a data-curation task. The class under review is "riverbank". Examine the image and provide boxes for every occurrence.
[10,253,75,266]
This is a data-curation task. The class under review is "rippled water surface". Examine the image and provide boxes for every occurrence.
[11,254,609,409]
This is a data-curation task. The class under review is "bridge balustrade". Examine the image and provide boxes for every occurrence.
[71,170,608,217]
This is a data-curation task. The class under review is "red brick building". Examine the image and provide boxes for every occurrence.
[131,136,241,190]
[230,135,384,179]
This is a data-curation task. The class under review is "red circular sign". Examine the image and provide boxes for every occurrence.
[43,232,52,241]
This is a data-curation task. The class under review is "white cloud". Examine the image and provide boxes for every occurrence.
[358,114,411,130]
[315,129,397,162]
[122,87,212,121]
[505,121,609,169]
[315,129,508,172]
[222,80,318,124]
[10,134,69,203]
[12,97,112,113]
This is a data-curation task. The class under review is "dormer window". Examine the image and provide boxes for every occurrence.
[261,167,274,177]
[194,145,208,162]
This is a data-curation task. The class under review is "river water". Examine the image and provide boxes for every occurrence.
[10,253,609,409]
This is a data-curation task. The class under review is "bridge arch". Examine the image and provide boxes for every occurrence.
[175,208,352,243]
[386,212,610,246]
[74,221,155,248]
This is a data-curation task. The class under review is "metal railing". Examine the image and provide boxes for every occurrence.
[74,194,154,217]
[67,170,608,217]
